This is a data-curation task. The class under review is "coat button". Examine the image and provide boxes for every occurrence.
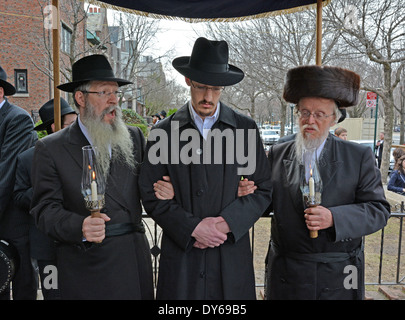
[197,189,204,196]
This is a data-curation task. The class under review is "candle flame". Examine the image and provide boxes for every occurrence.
[92,170,96,180]
[310,168,313,177]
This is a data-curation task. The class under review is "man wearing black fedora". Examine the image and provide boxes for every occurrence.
[0,65,37,300]
[30,54,160,299]
[261,65,390,300]
[140,37,272,299]
[13,98,76,300]
[34,98,77,134]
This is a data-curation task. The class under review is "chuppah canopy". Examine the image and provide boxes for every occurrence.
[52,0,330,130]
[87,0,329,21]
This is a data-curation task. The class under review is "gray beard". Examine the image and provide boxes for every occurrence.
[81,102,135,177]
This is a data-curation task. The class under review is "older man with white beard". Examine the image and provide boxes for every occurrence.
[30,55,160,299]
[259,66,390,300]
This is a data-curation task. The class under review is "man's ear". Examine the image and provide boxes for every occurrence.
[185,77,192,87]
[74,90,85,108]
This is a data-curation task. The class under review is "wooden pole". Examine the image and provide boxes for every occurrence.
[315,0,323,66]
[52,0,61,131]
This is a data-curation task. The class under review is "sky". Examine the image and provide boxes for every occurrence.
[106,6,207,87]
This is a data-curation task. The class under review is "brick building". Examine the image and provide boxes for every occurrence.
[0,0,88,120]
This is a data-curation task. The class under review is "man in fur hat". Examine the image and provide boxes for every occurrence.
[139,37,272,299]
[252,65,389,299]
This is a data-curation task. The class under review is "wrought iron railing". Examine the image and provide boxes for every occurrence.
[142,201,405,289]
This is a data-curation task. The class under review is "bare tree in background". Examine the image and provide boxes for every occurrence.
[325,0,405,179]
[203,9,342,136]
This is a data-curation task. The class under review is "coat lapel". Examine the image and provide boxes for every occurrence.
[318,135,343,192]
[104,157,131,210]
[283,145,305,213]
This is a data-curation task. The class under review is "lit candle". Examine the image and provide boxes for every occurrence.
[91,171,98,201]
[309,168,315,197]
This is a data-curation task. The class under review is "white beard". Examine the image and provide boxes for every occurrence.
[295,123,329,165]
[81,102,135,177]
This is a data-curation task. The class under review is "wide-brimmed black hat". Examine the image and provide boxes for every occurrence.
[172,37,244,86]
[35,98,76,131]
[0,66,16,96]
[57,55,132,92]
[283,65,360,107]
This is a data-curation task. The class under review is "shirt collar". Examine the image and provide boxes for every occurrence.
[0,99,6,110]
[77,115,93,145]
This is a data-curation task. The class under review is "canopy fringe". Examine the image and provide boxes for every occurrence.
[85,0,331,23]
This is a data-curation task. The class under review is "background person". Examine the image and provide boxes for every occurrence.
[387,155,405,195]
[0,65,37,300]
[375,131,385,168]
[13,98,76,300]
[334,126,347,140]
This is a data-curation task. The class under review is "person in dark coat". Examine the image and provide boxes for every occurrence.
[0,65,38,300]
[139,37,272,300]
[13,98,77,299]
[30,55,155,300]
[375,131,384,168]
[264,66,390,300]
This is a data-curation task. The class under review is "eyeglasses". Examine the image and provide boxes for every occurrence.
[190,81,224,94]
[81,90,122,98]
[298,109,335,120]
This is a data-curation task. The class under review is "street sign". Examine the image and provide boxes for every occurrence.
[367,91,377,108]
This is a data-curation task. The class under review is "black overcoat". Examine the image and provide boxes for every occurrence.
[139,103,272,299]
[30,120,153,300]
[266,134,390,300]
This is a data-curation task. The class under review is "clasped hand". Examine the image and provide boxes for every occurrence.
[82,213,110,243]
[304,205,333,231]
[191,216,230,249]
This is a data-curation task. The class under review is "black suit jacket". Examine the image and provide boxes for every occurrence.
[266,134,390,299]
[30,120,153,299]
[0,99,37,237]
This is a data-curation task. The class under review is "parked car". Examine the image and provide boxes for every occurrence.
[261,129,280,145]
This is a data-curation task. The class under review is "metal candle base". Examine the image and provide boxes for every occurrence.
[84,195,105,212]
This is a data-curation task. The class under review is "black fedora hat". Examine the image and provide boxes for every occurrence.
[0,66,16,96]
[57,55,132,92]
[172,37,244,86]
[35,98,76,131]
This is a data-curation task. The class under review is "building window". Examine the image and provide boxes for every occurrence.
[14,69,28,93]
[61,23,72,54]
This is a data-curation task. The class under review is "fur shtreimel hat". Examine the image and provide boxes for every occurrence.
[283,65,360,107]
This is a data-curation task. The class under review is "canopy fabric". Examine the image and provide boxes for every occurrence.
[87,0,330,22]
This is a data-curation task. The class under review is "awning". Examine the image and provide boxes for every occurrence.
[86,0,329,22]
